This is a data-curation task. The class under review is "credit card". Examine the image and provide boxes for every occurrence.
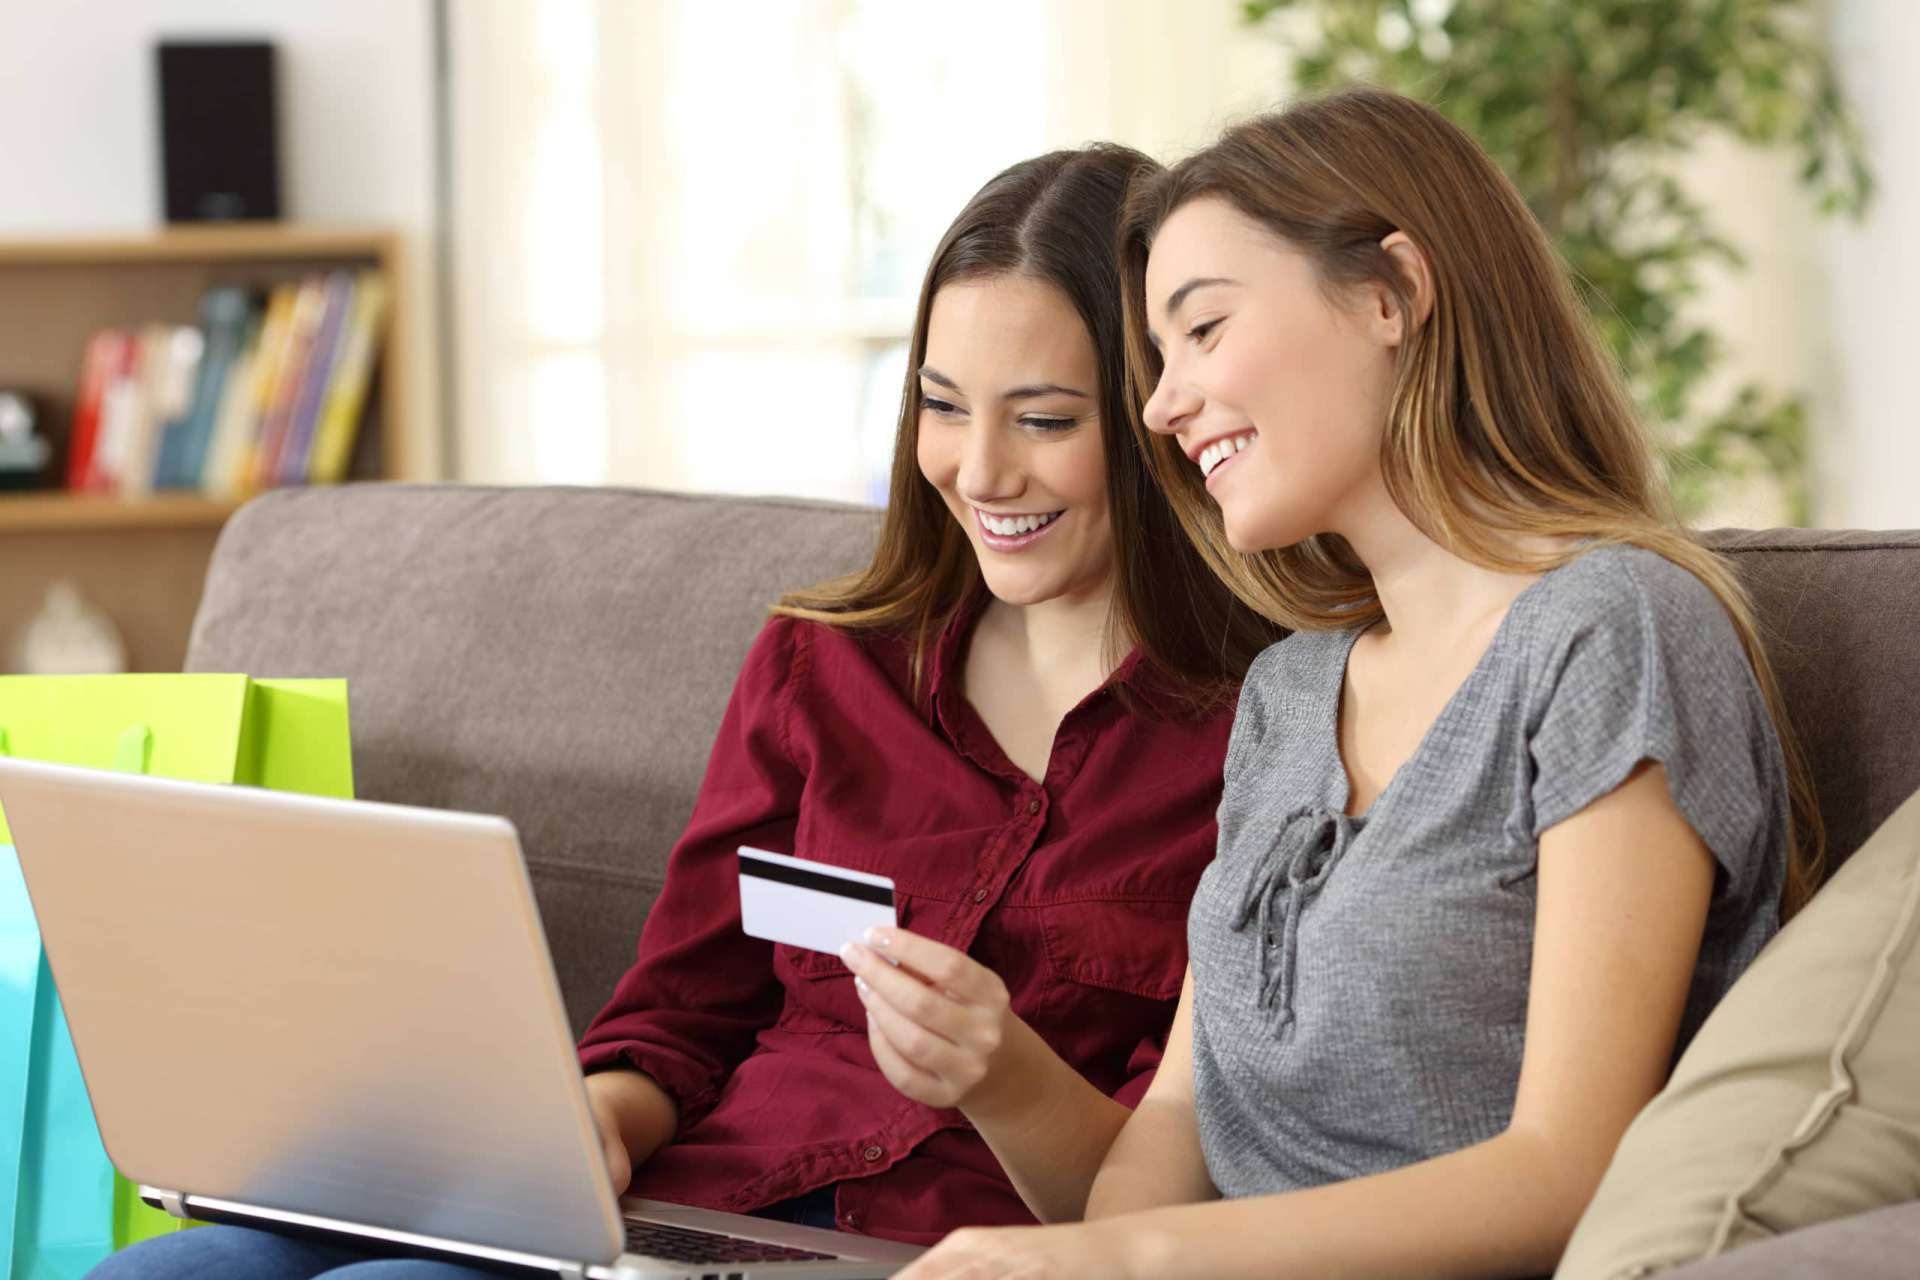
[737,847,897,956]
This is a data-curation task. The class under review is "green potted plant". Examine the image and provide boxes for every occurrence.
[1243,0,1873,521]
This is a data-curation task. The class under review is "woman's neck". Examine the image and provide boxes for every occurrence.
[976,577,1119,684]
[1336,479,1553,645]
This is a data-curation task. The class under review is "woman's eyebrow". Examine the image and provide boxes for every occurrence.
[921,366,1088,401]
[1005,383,1090,401]
[1162,276,1239,320]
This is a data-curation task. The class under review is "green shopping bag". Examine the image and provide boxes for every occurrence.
[0,675,352,1279]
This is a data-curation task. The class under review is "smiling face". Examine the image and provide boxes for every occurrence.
[1140,197,1405,553]
[914,274,1114,608]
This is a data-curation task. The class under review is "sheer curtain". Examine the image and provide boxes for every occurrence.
[447,0,1288,500]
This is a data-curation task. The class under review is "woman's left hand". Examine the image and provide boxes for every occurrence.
[895,1222,1137,1280]
[840,926,1021,1112]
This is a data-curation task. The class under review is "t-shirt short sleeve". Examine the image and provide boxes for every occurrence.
[1523,549,1788,898]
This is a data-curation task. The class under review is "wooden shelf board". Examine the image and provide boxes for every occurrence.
[0,492,243,533]
[0,226,397,267]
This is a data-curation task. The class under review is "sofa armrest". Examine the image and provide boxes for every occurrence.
[1659,1201,1920,1279]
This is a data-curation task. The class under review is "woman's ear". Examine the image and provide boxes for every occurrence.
[1373,230,1435,348]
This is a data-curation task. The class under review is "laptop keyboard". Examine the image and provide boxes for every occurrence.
[623,1217,840,1265]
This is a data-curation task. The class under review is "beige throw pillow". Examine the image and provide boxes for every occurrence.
[1555,784,1920,1279]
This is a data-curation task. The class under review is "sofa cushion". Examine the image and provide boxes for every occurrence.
[1555,784,1920,1279]
[185,484,878,1034]
[1658,1202,1920,1279]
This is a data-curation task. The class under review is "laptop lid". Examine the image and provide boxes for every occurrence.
[0,757,625,1265]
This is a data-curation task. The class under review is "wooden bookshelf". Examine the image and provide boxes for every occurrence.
[0,493,241,534]
[0,225,424,671]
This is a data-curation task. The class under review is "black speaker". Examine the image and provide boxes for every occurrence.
[157,40,282,223]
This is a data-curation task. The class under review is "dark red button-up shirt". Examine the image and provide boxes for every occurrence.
[578,601,1235,1245]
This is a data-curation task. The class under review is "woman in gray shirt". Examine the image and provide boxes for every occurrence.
[893,88,1821,1279]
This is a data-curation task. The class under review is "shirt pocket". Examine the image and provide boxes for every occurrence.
[772,943,863,1032]
[770,889,932,1032]
[1037,898,1189,1003]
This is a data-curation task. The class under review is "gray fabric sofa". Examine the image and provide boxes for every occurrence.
[183,483,1920,1275]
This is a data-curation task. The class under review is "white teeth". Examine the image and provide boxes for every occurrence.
[980,510,1061,537]
[1198,432,1256,477]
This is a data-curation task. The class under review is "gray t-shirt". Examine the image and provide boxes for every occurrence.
[1189,545,1791,1198]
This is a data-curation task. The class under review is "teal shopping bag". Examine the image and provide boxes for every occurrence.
[0,678,353,1278]
[1,842,113,1280]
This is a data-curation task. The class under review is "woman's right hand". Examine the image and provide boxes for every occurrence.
[582,1067,680,1195]
[585,1080,635,1193]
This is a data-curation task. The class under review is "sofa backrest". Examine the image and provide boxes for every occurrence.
[185,487,1920,1032]
[1704,528,1920,877]
[187,485,879,1033]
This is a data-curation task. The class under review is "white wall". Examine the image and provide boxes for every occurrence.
[1623,1,1916,531]
[0,0,443,476]
[1813,0,1920,530]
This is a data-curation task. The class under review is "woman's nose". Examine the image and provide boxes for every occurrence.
[1143,369,1197,436]
[955,420,1018,502]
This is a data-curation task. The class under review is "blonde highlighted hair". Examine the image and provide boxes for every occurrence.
[777,145,1280,707]
[1119,88,1824,913]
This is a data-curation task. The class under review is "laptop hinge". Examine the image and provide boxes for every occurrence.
[144,1186,192,1220]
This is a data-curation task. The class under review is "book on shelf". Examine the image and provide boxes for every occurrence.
[309,274,388,486]
[51,270,388,502]
[65,331,127,492]
[251,275,327,489]
[276,272,354,486]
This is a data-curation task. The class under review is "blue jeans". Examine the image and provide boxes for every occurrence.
[87,1188,844,1278]
[83,1227,494,1279]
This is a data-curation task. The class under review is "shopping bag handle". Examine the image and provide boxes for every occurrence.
[114,725,153,776]
[0,721,145,865]
[0,725,150,773]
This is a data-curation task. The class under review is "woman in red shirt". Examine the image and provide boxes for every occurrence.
[576,144,1280,1245]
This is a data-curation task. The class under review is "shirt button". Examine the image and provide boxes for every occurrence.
[863,1144,884,1163]
[843,1213,860,1231]
[1027,798,1041,815]
[973,888,988,904]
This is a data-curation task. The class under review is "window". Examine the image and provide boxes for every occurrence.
[449,0,1287,500]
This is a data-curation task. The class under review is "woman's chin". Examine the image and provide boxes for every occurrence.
[976,559,1110,609]
[978,571,1064,608]
[1219,501,1304,556]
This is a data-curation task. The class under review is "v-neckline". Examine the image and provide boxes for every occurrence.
[1327,570,1555,822]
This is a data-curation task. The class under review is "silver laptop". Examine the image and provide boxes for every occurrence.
[0,757,922,1279]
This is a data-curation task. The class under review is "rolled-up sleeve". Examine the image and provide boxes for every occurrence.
[577,617,804,1128]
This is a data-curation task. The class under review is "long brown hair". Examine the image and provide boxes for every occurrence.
[1119,88,1824,912]
[776,145,1280,707]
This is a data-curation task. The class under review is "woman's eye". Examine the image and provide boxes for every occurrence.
[1021,415,1079,432]
[921,396,962,416]
[1186,319,1221,345]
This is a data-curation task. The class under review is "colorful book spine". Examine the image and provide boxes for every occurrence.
[225,283,300,496]
[159,288,253,490]
[66,331,128,493]
[137,327,204,495]
[200,323,263,500]
[62,266,389,498]
[87,333,147,495]
[276,271,355,487]
[252,276,329,490]
[308,272,389,486]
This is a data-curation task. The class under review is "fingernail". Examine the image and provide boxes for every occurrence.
[854,975,871,997]
[839,942,861,966]
[865,927,890,949]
